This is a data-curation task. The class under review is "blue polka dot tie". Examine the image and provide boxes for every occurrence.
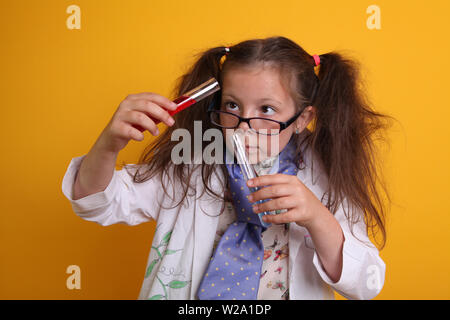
[197,137,299,300]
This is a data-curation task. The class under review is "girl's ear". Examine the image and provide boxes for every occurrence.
[295,106,316,131]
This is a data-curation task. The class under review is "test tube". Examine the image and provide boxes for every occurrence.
[153,77,220,125]
[232,130,272,228]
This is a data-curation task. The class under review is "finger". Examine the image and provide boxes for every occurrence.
[127,92,178,111]
[252,196,297,214]
[261,209,297,225]
[113,121,145,141]
[122,110,160,136]
[132,99,175,127]
[125,123,145,141]
[247,173,294,188]
[249,183,292,203]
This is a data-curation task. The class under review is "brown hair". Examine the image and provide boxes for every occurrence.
[122,36,394,249]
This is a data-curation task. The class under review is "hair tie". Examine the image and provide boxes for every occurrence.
[219,47,230,69]
[312,54,321,66]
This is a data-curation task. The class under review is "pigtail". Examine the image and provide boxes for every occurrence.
[310,52,392,249]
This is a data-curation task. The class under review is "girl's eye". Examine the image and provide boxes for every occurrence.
[261,105,276,116]
[223,102,276,115]
[224,102,239,111]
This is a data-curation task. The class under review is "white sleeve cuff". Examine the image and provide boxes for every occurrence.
[312,229,384,299]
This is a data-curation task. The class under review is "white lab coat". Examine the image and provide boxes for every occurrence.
[61,142,385,300]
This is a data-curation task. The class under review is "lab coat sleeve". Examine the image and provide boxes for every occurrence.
[61,154,164,226]
[311,200,386,300]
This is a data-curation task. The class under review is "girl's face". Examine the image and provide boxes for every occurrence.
[220,64,314,163]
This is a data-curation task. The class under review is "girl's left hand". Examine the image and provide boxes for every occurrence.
[247,173,329,228]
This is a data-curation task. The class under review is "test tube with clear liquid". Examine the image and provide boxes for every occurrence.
[232,130,272,228]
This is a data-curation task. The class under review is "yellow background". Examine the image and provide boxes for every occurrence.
[1,0,449,299]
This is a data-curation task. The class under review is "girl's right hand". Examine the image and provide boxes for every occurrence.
[96,92,178,154]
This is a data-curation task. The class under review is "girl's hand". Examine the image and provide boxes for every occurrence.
[247,173,329,229]
[97,92,178,154]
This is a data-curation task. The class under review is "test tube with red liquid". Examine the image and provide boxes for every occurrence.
[137,78,220,130]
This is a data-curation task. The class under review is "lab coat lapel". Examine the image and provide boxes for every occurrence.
[190,168,223,299]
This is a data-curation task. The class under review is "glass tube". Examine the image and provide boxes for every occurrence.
[232,130,272,228]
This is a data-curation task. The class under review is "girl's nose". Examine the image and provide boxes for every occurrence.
[238,109,253,131]
[237,120,250,131]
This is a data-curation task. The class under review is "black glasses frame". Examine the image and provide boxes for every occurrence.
[207,102,306,135]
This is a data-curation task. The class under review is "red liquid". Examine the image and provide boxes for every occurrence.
[167,95,198,119]
[135,95,198,132]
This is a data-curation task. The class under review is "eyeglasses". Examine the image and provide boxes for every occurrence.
[207,106,305,136]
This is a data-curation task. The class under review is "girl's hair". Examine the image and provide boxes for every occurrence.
[122,36,394,249]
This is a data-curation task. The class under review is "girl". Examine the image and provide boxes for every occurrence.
[62,36,392,300]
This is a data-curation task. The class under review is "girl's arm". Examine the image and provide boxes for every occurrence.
[73,138,118,200]
[308,202,386,300]
[64,91,178,225]
[62,153,166,226]
[305,206,344,283]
